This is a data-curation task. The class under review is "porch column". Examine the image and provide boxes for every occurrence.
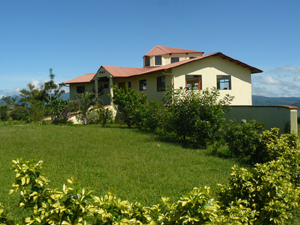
[109,75,114,104]
[95,78,99,98]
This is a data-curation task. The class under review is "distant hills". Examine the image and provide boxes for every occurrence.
[252,95,300,108]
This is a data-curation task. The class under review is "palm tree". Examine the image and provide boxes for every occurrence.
[76,91,98,126]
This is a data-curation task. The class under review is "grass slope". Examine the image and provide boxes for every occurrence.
[0,123,236,221]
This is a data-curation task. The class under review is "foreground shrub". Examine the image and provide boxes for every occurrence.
[1,158,268,224]
[225,120,264,165]
[259,128,298,162]
[164,87,233,148]
[218,160,300,224]
[225,124,299,165]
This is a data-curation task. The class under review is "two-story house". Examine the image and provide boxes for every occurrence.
[64,45,262,105]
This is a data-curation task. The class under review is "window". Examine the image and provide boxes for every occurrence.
[145,56,150,67]
[217,75,231,90]
[119,82,126,89]
[189,57,195,59]
[77,86,85,93]
[157,76,165,92]
[186,75,202,90]
[155,56,162,65]
[139,79,147,91]
[171,57,179,63]
[128,82,131,88]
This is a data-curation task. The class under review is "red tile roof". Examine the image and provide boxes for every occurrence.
[100,52,262,78]
[63,73,96,84]
[144,45,204,57]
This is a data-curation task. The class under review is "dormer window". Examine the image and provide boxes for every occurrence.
[155,56,162,65]
[171,57,179,63]
[145,56,150,67]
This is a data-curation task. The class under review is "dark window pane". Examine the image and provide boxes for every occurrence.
[157,76,165,92]
[145,56,150,67]
[77,86,85,93]
[171,57,179,63]
[139,79,147,91]
[155,56,162,65]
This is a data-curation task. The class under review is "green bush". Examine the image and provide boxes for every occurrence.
[225,124,299,165]
[218,159,300,224]
[134,100,169,132]
[1,158,265,225]
[27,101,45,122]
[224,120,264,165]
[10,106,29,121]
[98,107,113,127]
[260,128,298,162]
[164,87,233,148]
[112,85,147,128]
[0,105,9,121]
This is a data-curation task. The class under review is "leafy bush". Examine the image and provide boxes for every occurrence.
[27,101,45,122]
[1,158,267,224]
[134,100,169,132]
[224,120,264,165]
[98,107,113,127]
[225,123,299,165]
[112,85,147,128]
[164,87,233,148]
[260,128,298,162]
[218,160,300,224]
[10,106,29,121]
[0,105,9,121]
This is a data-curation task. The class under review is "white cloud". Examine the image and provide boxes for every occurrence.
[252,84,278,97]
[278,66,300,73]
[257,74,282,85]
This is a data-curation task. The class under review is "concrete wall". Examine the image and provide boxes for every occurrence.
[173,56,252,105]
[224,105,298,134]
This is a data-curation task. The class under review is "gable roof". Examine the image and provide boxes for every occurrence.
[144,45,204,57]
[64,73,96,84]
[100,52,262,78]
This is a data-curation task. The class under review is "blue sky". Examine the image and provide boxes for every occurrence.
[1,0,300,98]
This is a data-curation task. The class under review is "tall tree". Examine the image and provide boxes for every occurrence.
[44,68,65,104]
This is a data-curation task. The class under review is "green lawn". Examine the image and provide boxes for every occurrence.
[0,122,237,221]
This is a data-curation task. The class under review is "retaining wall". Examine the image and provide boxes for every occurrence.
[224,105,298,134]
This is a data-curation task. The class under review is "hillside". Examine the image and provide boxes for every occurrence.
[252,95,300,108]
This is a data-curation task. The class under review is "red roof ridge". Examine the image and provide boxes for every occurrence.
[144,45,204,57]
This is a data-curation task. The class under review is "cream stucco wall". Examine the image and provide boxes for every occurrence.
[172,56,252,105]
[69,82,95,100]
[144,53,203,67]
[112,72,172,102]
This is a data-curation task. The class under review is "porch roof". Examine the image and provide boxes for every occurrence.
[63,73,96,84]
